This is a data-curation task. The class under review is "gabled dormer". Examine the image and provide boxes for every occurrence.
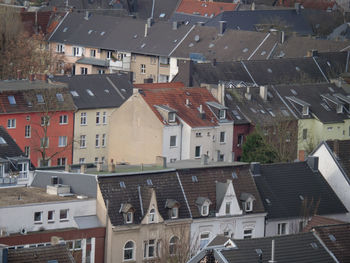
[206,101,228,121]
[140,187,164,224]
[285,96,311,117]
[216,179,243,217]
[165,199,180,219]
[154,105,177,124]
[240,193,256,213]
[119,203,135,224]
[196,197,212,217]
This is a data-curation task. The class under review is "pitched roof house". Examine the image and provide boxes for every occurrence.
[176,0,238,17]
[108,82,234,164]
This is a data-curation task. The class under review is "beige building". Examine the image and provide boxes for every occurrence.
[97,170,192,263]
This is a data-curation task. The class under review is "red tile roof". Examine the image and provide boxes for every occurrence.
[135,83,225,127]
[20,11,53,35]
[177,0,237,17]
[278,0,337,10]
[303,215,346,232]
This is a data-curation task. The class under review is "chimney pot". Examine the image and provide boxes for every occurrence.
[218,21,227,35]
[259,86,268,101]
[144,23,148,37]
[307,156,319,172]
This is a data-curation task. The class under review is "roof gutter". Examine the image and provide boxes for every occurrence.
[248,32,270,60]
[313,56,329,83]
[312,230,340,263]
[169,25,195,56]
[48,11,69,42]
[240,61,257,85]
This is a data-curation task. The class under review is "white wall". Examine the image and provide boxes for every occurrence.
[0,199,96,234]
[181,122,192,160]
[312,144,350,221]
[265,218,304,237]
[169,58,179,82]
[162,125,182,162]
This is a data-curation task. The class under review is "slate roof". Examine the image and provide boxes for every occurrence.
[0,81,75,114]
[302,215,345,232]
[170,12,211,25]
[20,11,53,36]
[219,232,337,263]
[136,82,231,127]
[52,73,133,110]
[325,139,350,179]
[176,0,238,17]
[49,12,193,56]
[205,10,313,35]
[97,170,191,226]
[177,165,265,218]
[274,83,350,124]
[279,0,337,10]
[135,0,180,21]
[7,244,75,263]
[0,126,25,159]
[313,223,350,263]
[254,161,348,219]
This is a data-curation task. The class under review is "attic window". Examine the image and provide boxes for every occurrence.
[149,208,155,223]
[168,112,176,122]
[245,200,253,212]
[8,96,16,105]
[209,43,214,48]
[101,31,105,36]
[120,181,126,188]
[56,93,64,102]
[63,27,68,32]
[189,43,194,47]
[329,234,336,242]
[201,203,209,216]
[126,211,133,223]
[268,110,275,117]
[146,179,153,186]
[70,91,79,97]
[86,89,94,96]
[159,13,165,18]
[192,176,198,182]
[243,48,248,53]
[310,242,318,249]
[36,94,44,103]
[291,89,297,95]
[232,172,238,179]
[219,109,226,120]
[267,68,272,73]
[0,137,6,144]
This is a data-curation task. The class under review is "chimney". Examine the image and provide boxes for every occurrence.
[144,23,148,37]
[201,154,209,165]
[84,11,90,20]
[250,162,261,176]
[172,21,178,30]
[268,239,276,263]
[259,86,268,101]
[307,156,319,172]
[147,17,152,28]
[295,3,301,14]
[279,31,285,44]
[0,245,8,263]
[218,21,226,35]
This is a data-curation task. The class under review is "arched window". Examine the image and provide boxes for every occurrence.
[169,236,179,255]
[149,208,155,223]
[123,241,135,261]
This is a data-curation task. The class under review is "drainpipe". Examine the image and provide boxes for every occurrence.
[179,122,183,160]
[104,199,109,263]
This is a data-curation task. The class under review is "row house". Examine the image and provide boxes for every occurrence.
[48,12,193,83]
[0,79,75,167]
[108,82,234,165]
[52,74,134,164]
[96,163,266,263]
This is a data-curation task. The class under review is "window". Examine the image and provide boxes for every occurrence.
[41,116,50,126]
[102,112,107,124]
[102,134,106,147]
[159,56,169,65]
[40,137,49,148]
[34,212,42,223]
[196,132,202,137]
[149,208,155,223]
[80,112,87,125]
[36,94,44,103]
[195,146,201,158]
[220,131,225,143]
[90,49,96,57]
[56,44,65,53]
[126,212,133,224]
[98,69,105,74]
[24,146,30,157]
[237,134,244,147]
[106,51,112,59]
[219,109,226,119]
[159,74,169,83]
[225,202,231,215]
[25,125,31,138]
[243,229,253,239]
[302,128,307,140]
[141,64,146,74]
[56,93,64,102]
[170,136,176,147]
[59,115,68,124]
[79,158,85,164]
[48,211,54,222]
[96,112,100,124]
[73,47,82,56]
[123,241,135,261]
[58,136,67,147]
[8,95,16,105]
[171,207,178,219]
[168,112,176,122]
[81,67,88,75]
[18,162,28,179]
[59,209,68,221]
[277,223,287,235]
[245,200,253,212]
[95,134,100,147]
[80,135,86,148]
[57,157,66,166]
[169,236,179,255]
[144,240,156,258]
[94,157,98,164]
[200,232,210,249]
[201,203,209,216]
[7,119,16,129]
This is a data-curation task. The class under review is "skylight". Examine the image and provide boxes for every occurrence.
[310,242,318,249]
[120,181,126,188]
[86,89,94,96]
[104,89,110,93]
[36,94,44,103]
[88,30,93,34]
[243,48,248,53]
[232,172,238,179]
[141,43,146,48]
[328,86,335,92]
[56,93,64,102]
[255,249,262,255]
[299,195,304,201]
[209,43,214,48]
[63,27,68,32]
[8,96,16,105]
[268,110,275,117]
[261,51,266,56]
[146,179,153,186]
[159,13,165,18]
[70,91,79,97]
[267,68,272,73]
[232,110,242,120]
[189,43,194,47]
[295,66,300,71]
[265,198,271,205]
[101,31,105,36]
[0,137,6,144]
[192,175,198,182]
[327,61,331,67]
[290,89,297,95]
[329,234,336,242]
[250,108,257,113]
[267,91,273,98]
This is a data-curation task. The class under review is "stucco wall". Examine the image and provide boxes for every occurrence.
[162,125,182,162]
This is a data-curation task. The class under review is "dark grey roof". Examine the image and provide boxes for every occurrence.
[219,232,337,263]
[274,83,350,124]
[205,10,313,35]
[49,12,193,56]
[136,0,180,21]
[31,170,97,197]
[254,161,348,219]
[170,12,211,25]
[52,73,133,110]
[76,57,109,67]
[0,126,25,159]
[328,23,350,41]
[97,170,191,226]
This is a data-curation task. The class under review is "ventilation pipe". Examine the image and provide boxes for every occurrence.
[268,239,276,263]
[219,21,227,35]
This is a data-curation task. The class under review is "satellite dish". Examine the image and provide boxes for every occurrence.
[194,35,200,42]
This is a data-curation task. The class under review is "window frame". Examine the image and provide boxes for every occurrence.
[149,208,155,223]
[277,222,287,235]
[199,232,210,249]
[80,112,87,125]
[95,134,100,148]
[102,111,107,124]
[48,210,55,222]
[59,115,68,125]
[90,49,96,57]
[7,119,16,129]
[40,137,49,148]
[34,211,43,223]
[195,146,201,158]
[126,211,133,224]
[201,203,209,216]
[219,131,226,143]
[25,125,31,138]
[169,236,179,255]
[123,241,135,261]
[102,134,106,147]
[96,112,100,125]
[225,201,231,215]
[58,136,67,147]
[171,207,178,219]
[144,239,156,259]
[219,109,226,120]
[170,135,177,147]
[141,64,146,74]
[80,67,88,75]
[245,200,253,212]
[59,209,69,221]
[80,135,86,148]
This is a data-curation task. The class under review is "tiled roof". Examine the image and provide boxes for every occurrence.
[177,165,265,218]
[326,140,350,179]
[313,223,350,263]
[170,12,211,25]
[303,215,346,232]
[52,73,133,110]
[0,126,25,159]
[254,161,348,219]
[176,0,237,17]
[20,11,53,36]
[97,170,191,226]
[279,0,337,10]
[8,244,75,263]
[136,83,230,127]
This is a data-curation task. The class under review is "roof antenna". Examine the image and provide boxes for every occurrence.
[268,239,277,263]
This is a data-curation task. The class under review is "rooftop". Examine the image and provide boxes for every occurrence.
[176,0,238,17]
[325,140,350,179]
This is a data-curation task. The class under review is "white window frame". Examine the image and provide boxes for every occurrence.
[59,209,69,221]
[41,116,50,126]
[98,69,105,74]
[219,109,226,119]
[18,162,29,179]
[144,239,156,258]
[201,203,209,216]
[102,134,106,147]
[245,200,253,212]
[80,112,87,125]
[7,119,16,129]
[171,207,178,219]
[149,208,155,223]
[195,146,201,158]
[56,44,65,53]
[102,112,107,124]
[277,222,288,235]
[199,232,210,249]
[126,211,133,224]
[170,135,176,147]
[141,64,146,74]
[169,236,179,255]
[24,146,30,157]
[79,158,85,164]
[73,46,82,57]
[219,131,226,143]
[243,228,253,239]
[40,137,49,148]
[81,67,88,75]
[106,51,112,59]
[58,136,67,147]
[34,211,43,223]
[95,134,100,148]
[57,157,66,166]
[123,241,135,261]
[225,202,231,215]
[48,210,55,222]
[59,115,68,125]
[80,135,86,148]
[25,125,31,138]
[90,49,96,57]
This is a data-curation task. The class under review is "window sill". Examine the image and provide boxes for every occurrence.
[34,222,43,224]
[48,221,55,224]
[59,219,69,222]
[219,142,226,144]
[169,146,177,148]
[80,124,87,126]
[59,123,68,125]
[7,127,16,129]
[80,147,87,149]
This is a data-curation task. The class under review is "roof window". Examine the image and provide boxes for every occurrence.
[295,66,300,71]
[70,91,79,97]
[146,179,153,186]
[88,30,93,34]
[36,94,44,103]
[86,89,94,96]
[291,89,297,95]
[56,93,64,102]
[63,27,68,32]
[267,68,272,73]
[232,172,238,179]
[192,175,198,182]
[310,242,318,249]
[0,137,6,144]
[8,96,16,105]
[243,48,248,53]
[329,234,336,242]
[101,31,105,36]
[120,181,126,188]
[328,86,335,92]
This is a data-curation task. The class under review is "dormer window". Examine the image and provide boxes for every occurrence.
[240,193,255,213]
[201,204,209,216]
[219,109,226,119]
[196,197,212,217]
[171,207,178,219]
[168,112,176,122]
[165,199,180,219]
[245,201,253,212]
[149,208,155,223]
[119,203,135,224]
[225,202,231,215]
[126,211,133,224]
